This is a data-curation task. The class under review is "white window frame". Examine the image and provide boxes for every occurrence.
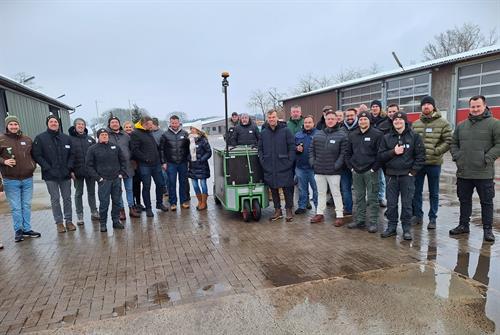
[456,57,500,109]
[384,71,432,113]
[340,82,383,111]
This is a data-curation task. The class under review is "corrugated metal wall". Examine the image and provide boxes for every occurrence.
[5,90,50,138]
[283,90,338,123]
[59,109,70,133]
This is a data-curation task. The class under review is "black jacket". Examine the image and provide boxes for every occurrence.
[130,125,160,166]
[86,142,127,180]
[229,121,260,146]
[309,124,347,175]
[345,126,383,173]
[68,126,96,178]
[378,125,425,176]
[316,116,326,130]
[377,118,393,134]
[160,127,190,164]
[188,136,212,179]
[258,121,296,188]
[371,115,387,130]
[32,129,73,181]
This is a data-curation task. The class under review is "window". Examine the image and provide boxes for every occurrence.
[457,58,500,109]
[340,82,382,110]
[385,73,431,113]
[212,126,217,131]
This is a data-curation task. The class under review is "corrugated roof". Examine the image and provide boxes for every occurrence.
[182,116,226,128]
[0,74,74,110]
[283,44,500,101]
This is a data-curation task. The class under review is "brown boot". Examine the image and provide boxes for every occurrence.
[195,194,203,210]
[310,214,324,224]
[269,209,283,221]
[198,194,208,211]
[285,208,293,222]
[65,222,76,231]
[57,223,67,233]
[119,208,126,221]
[129,206,140,218]
[334,218,345,227]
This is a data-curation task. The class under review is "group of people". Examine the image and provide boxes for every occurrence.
[0,114,212,245]
[256,95,499,242]
[0,94,498,249]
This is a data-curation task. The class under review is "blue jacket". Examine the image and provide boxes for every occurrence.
[295,128,316,170]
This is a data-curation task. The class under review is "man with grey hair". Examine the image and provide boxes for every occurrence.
[68,117,99,224]
[229,113,260,146]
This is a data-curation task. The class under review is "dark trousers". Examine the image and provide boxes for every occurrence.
[340,168,353,213]
[270,186,294,209]
[386,175,415,231]
[167,162,189,205]
[133,170,141,206]
[98,178,122,224]
[139,163,165,209]
[412,165,441,220]
[457,178,495,229]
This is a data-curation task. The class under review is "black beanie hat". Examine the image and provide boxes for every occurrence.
[96,128,109,137]
[108,116,121,127]
[370,100,382,109]
[420,96,436,108]
[393,111,408,123]
[46,114,59,126]
[358,111,371,121]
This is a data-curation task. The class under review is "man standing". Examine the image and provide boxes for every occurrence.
[32,115,75,233]
[160,115,190,211]
[339,108,358,217]
[345,111,383,233]
[258,110,296,222]
[229,113,260,146]
[316,105,332,130]
[294,115,318,214]
[0,115,41,242]
[370,99,388,208]
[378,104,399,134]
[86,129,127,232]
[411,96,452,229]
[378,112,425,240]
[68,118,98,225]
[108,116,140,218]
[450,95,500,242]
[130,116,168,217]
[226,112,240,144]
[309,109,347,226]
[287,105,304,135]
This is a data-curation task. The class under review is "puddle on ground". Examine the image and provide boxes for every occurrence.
[262,263,318,287]
[195,283,229,297]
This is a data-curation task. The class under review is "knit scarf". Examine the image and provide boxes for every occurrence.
[189,134,198,162]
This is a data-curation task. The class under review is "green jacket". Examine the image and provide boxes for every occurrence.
[450,108,500,179]
[412,110,452,165]
[287,117,304,135]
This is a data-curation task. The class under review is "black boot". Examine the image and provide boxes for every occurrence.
[381,226,397,238]
[449,224,470,235]
[100,223,107,232]
[113,222,125,229]
[484,228,495,242]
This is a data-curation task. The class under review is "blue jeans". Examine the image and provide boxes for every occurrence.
[340,168,353,213]
[191,178,208,194]
[121,177,134,208]
[139,163,165,209]
[97,178,122,224]
[167,162,189,205]
[3,178,33,233]
[412,165,441,220]
[295,167,318,209]
[378,169,386,201]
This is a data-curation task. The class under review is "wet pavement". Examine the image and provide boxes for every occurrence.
[0,137,499,334]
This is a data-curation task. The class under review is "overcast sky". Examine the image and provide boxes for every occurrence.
[1,0,499,122]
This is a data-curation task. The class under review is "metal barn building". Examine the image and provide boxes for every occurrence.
[0,74,73,137]
[282,45,500,126]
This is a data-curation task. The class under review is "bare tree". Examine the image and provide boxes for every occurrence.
[248,89,272,120]
[267,87,284,113]
[423,23,498,60]
[13,72,41,90]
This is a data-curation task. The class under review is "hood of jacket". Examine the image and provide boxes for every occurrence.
[68,126,89,137]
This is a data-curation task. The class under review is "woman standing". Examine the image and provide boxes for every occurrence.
[188,122,211,210]
[123,121,144,212]
[0,115,41,243]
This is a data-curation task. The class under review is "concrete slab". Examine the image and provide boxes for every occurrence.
[31,262,499,335]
